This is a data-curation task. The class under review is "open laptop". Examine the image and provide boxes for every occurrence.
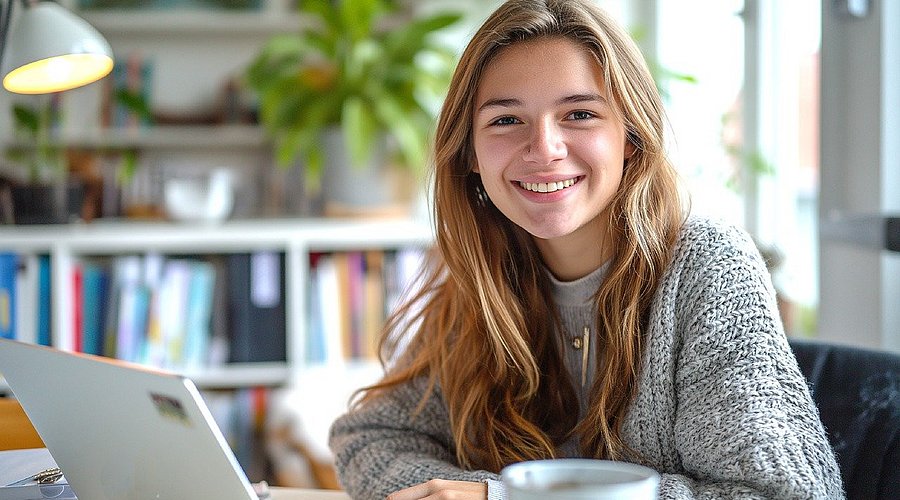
[0,338,260,499]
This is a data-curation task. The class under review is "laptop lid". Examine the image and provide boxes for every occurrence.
[0,339,257,500]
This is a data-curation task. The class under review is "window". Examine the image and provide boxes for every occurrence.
[656,0,821,336]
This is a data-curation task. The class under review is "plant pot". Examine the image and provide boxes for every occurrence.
[11,182,85,225]
[320,129,410,217]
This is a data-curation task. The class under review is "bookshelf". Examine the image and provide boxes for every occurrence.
[0,217,433,390]
[0,217,432,484]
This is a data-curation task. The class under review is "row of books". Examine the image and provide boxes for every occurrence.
[306,248,425,364]
[0,247,427,369]
[74,253,220,369]
[0,251,286,370]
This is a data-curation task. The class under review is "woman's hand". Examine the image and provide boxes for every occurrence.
[386,479,487,500]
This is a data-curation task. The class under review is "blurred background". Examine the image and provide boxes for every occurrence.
[5,0,885,345]
[0,0,897,488]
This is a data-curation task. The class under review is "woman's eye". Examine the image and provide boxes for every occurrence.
[491,116,521,126]
[568,110,595,120]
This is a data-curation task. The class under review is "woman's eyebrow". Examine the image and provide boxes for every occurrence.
[477,97,522,111]
[557,93,609,106]
[477,93,609,112]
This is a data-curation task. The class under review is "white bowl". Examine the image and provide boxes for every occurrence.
[164,169,234,223]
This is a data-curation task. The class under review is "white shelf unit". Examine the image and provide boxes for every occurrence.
[9,124,269,151]
[0,217,433,389]
[79,9,305,36]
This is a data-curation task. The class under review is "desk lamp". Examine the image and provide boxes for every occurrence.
[0,0,113,94]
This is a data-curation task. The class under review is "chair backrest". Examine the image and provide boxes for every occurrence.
[788,339,900,500]
[0,397,45,450]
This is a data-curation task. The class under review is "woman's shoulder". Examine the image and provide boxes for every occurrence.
[654,216,780,346]
[666,215,767,281]
[674,215,760,261]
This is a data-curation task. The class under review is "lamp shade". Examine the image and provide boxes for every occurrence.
[2,2,113,94]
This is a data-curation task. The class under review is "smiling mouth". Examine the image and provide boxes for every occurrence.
[518,176,580,193]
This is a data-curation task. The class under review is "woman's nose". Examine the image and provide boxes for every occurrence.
[523,120,567,164]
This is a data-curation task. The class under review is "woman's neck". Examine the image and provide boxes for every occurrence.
[534,216,613,281]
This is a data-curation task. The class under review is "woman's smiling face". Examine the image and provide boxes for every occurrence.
[473,36,632,248]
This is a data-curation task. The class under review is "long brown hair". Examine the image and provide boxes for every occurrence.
[358,0,684,472]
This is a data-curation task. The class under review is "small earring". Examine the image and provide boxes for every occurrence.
[475,182,489,207]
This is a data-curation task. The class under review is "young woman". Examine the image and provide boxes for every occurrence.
[328,1,843,499]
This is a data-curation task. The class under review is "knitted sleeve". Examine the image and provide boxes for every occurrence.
[653,219,844,499]
[327,377,500,499]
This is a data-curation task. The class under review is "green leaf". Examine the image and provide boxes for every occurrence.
[340,0,379,42]
[274,89,336,168]
[12,104,40,136]
[302,0,334,22]
[745,150,776,176]
[117,149,140,185]
[305,144,325,187]
[277,125,312,166]
[114,88,152,121]
[384,12,461,62]
[305,30,336,56]
[246,38,308,92]
[342,96,377,167]
[259,86,303,133]
[373,93,427,171]
[346,38,381,83]
[258,34,307,59]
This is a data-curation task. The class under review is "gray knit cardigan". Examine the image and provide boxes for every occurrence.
[328,216,845,499]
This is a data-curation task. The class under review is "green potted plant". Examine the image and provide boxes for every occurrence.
[4,98,80,224]
[8,100,65,186]
[4,90,148,224]
[245,0,461,213]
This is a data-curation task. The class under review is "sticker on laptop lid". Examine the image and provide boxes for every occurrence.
[150,393,192,426]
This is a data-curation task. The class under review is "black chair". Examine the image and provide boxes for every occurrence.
[788,339,900,500]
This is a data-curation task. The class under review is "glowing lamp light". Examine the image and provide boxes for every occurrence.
[1,1,114,95]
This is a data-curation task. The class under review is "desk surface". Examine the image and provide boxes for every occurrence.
[0,448,350,500]
[271,487,350,499]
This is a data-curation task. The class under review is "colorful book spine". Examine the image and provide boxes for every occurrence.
[0,252,17,340]
[314,253,344,365]
[113,255,147,362]
[305,253,326,364]
[14,254,39,344]
[362,250,385,360]
[71,262,83,352]
[36,255,51,346]
[226,252,286,363]
[182,260,216,370]
[80,261,110,355]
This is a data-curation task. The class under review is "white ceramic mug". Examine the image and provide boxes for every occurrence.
[501,458,660,500]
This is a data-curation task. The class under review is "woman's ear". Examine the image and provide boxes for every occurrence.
[624,141,637,159]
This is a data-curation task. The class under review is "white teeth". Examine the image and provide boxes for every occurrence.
[518,177,577,193]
